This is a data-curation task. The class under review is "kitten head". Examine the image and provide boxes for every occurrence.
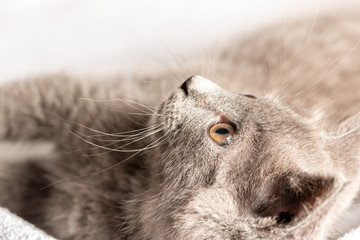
[139,76,360,239]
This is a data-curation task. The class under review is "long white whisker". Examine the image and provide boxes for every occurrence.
[84,126,162,139]
[108,124,163,136]
[121,94,157,108]
[277,19,288,86]
[326,126,360,139]
[289,0,320,83]
[67,128,159,154]
[69,126,162,146]
[97,106,160,116]
[73,128,164,157]
[293,40,360,99]
[263,41,273,92]
[69,128,164,153]
[41,132,171,189]
[67,120,163,137]
[114,97,159,115]
[80,97,159,115]
[318,41,360,82]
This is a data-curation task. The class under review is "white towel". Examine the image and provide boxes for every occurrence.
[340,228,360,240]
[0,205,359,240]
[0,207,56,240]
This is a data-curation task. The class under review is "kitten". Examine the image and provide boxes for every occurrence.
[1,10,360,240]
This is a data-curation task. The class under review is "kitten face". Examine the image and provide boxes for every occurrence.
[144,76,341,239]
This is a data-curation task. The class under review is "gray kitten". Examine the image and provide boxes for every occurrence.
[1,10,360,240]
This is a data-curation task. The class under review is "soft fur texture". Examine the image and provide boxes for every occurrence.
[1,10,360,239]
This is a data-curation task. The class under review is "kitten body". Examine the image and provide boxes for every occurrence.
[1,10,360,239]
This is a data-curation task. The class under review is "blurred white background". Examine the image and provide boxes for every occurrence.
[0,0,358,84]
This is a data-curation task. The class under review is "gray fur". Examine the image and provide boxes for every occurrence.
[1,10,360,239]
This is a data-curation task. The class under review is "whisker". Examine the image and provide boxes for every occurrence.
[41,132,171,189]
[318,41,360,82]
[122,110,154,127]
[69,128,158,156]
[121,94,157,108]
[326,125,360,139]
[80,97,159,115]
[66,120,163,137]
[82,126,162,139]
[69,128,164,153]
[67,126,163,154]
[79,98,123,103]
[289,0,320,83]
[293,40,360,99]
[277,18,288,86]
[263,41,273,92]
[97,108,160,116]
[205,46,214,79]
[69,127,163,156]
[160,36,192,78]
[66,122,163,154]
[113,97,159,115]
[153,58,185,84]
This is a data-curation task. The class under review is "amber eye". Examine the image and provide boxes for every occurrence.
[209,123,235,146]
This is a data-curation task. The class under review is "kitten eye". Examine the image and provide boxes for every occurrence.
[209,123,235,146]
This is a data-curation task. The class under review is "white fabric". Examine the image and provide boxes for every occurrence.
[0,205,359,239]
[340,228,360,240]
[0,207,56,240]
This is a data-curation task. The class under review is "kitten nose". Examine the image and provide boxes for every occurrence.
[180,75,221,95]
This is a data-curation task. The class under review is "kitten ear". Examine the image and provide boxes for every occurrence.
[327,114,360,178]
[253,173,334,224]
